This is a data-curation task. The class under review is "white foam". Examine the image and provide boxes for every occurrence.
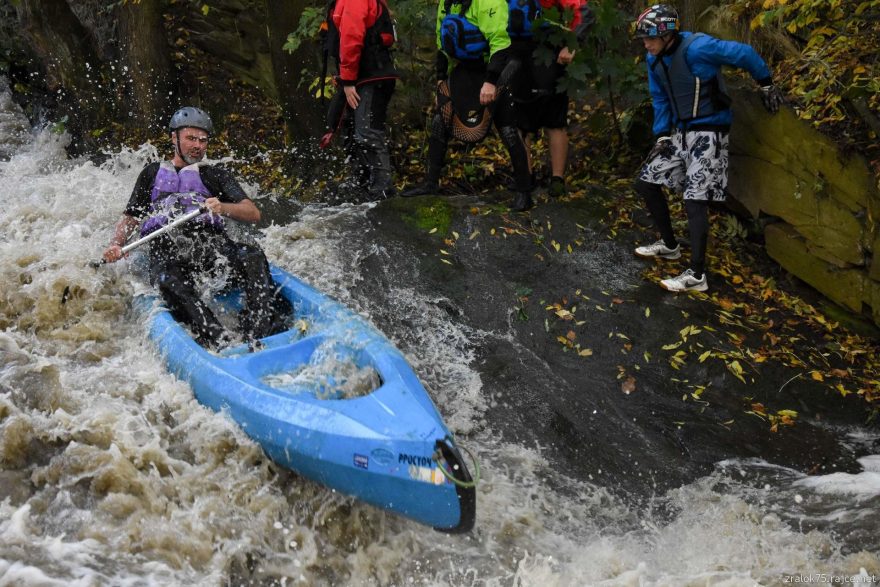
[793,455,880,497]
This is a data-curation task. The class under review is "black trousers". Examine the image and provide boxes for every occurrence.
[341,79,396,193]
[149,230,292,347]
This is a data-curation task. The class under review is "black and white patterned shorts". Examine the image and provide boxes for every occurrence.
[638,129,729,202]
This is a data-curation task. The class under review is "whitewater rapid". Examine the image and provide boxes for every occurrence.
[1,80,878,586]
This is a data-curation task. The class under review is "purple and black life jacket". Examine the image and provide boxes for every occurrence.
[140,161,225,236]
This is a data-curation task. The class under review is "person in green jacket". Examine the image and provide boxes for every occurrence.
[401,0,534,212]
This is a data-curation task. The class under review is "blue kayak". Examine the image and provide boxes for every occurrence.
[138,265,476,532]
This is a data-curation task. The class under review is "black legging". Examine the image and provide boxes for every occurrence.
[634,179,710,277]
[425,87,532,193]
[684,199,709,278]
[634,179,676,249]
[149,231,292,346]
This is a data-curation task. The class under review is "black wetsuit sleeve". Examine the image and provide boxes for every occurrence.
[486,46,510,85]
[123,162,160,219]
[200,165,249,204]
[436,50,449,81]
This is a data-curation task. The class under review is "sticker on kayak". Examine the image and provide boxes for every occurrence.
[354,454,369,469]
[370,448,394,465]
[408,464,446,485]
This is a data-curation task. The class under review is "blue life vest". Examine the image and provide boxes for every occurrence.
[440,1,489,61]
[508,0,542,39]
[651,33,731,123]
[141,161,224,236]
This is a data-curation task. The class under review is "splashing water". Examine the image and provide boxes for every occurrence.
[261,339,381,400]
[1,80,878,586]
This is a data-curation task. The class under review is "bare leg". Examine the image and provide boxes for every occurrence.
[547,127,568,178]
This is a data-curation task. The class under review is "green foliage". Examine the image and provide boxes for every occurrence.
[386,0,443,112]
[284,6,326,55]
[730,0,880,160]
[285,0,643,132]
[533,0,643,107]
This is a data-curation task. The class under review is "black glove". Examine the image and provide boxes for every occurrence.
[760,84,784,114]
[647,136,675,161]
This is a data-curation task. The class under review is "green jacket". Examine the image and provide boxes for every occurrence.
[435,0,512,84]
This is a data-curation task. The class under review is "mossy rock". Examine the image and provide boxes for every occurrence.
[383,196,455,236]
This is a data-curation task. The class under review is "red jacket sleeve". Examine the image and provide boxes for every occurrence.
[333,0,380,83]
[541,0,585,30]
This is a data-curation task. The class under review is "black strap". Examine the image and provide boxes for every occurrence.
[445,0,472,17]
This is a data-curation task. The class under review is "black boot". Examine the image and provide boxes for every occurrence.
[402,165,441,197]
[401,180,439,197]
[511,191,533,212]
[363,137,395,201]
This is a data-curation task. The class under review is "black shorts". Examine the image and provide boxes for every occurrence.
[516,91,570,134]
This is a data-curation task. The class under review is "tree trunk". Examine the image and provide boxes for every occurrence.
[14,0,103,149]
[265,0,323,140]
[116,0,174,133]
[15,0,97,93]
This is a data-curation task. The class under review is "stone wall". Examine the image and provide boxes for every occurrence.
[727,88,880,325]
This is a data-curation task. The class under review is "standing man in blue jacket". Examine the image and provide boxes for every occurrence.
[632,4,783,292]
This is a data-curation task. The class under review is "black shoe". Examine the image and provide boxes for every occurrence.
[548,176,567,198]
[510,191,533,212]
[401,181,439,197]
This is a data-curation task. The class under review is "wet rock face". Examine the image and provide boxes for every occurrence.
[727,88,880,325]
[356,194,864,496]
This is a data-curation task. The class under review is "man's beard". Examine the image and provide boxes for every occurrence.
[181,151,204,165]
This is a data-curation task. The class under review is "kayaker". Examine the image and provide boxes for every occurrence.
[509,0,594,198]
[400,0,535,212]
[321,0,399,201]
[101,106,292,348]
[632,3,783,292]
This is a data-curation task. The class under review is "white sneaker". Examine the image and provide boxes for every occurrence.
[635,240,681,260]
[660,269,708,292]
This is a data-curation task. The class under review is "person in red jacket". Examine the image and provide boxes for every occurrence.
[324,0,399,200]
[510,0,593,197]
